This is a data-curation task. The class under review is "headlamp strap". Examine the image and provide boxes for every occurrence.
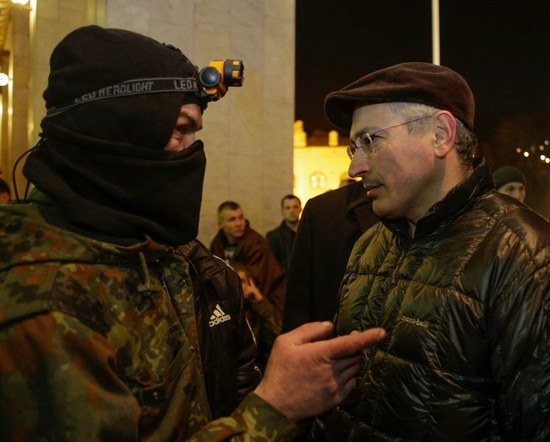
[46,77,200,117]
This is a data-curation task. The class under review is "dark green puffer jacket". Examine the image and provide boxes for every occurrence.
[323,160,550,441]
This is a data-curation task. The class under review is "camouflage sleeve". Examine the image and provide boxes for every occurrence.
[0,312,296,441]
[188,393,298,442]
[0,311,140,441]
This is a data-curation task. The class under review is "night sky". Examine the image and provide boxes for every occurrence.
[296,0,550,214]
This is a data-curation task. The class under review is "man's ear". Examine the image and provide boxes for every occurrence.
[432,111,457,159]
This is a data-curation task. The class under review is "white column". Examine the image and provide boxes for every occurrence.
[432,0,440,65]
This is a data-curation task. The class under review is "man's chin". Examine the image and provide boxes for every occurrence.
[372,201,398,220]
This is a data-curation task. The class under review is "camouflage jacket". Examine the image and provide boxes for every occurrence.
[0,204,296,441]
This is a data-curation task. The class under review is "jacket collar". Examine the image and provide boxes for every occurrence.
[384,157,494,245]
[178,239,224,281]
[278,219,298,233]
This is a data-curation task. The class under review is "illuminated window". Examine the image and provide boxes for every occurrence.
[309,171,327,189]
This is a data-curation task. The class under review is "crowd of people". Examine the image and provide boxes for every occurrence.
[0,24,549,441]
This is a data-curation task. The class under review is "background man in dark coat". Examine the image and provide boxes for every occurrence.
[266,194,302,272]
[283,181,378,331]
[492,165,527,203]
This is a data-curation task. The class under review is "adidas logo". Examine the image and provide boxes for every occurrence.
[209,304,232,327]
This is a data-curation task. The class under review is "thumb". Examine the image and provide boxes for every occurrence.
[284,321,334,345]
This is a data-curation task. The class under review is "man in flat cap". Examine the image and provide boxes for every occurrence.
[312,62,550,440]
[0,26,386,440]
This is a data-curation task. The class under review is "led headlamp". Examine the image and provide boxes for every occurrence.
[44,43,245,117]
[198,60,244,102]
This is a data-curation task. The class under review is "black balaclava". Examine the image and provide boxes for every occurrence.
[23,25,207,246]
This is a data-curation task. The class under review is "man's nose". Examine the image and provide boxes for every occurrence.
[348,153,369,178]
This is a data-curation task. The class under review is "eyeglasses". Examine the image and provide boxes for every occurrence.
[347,116,431,160]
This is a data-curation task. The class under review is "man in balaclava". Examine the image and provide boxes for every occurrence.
[0,26,385,440]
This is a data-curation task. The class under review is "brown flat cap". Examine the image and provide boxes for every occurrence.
[325,62,475,131]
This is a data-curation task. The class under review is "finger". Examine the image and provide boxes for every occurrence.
[338,373,359,401]
[324,363,363,407]
[281,321,334,345]
[328,363,362,392]
[330,353,362,373]
[321,328,386,360]
[337,357,362,381]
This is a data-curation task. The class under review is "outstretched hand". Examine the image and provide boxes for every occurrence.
[254,321,385,422]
